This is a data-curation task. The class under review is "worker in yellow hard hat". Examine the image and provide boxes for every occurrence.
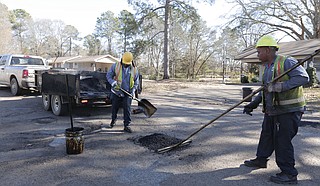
[106,51,139,133]
[255,35,280,50]
[242,35,309,184]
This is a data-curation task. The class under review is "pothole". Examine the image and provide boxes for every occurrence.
[32,117,57,124]
[129,133,190,152]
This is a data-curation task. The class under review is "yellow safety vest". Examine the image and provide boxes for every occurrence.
[263,55,306,112]
[113,62,137,90]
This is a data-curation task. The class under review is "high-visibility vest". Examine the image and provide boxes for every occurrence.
[263,55,306,112]
[113,62,137,91]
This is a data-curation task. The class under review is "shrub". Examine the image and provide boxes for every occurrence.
[305,67,319,87]
[241,75,249,83]
[251,76,259,83]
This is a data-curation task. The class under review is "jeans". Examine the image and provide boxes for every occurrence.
[111,92,132,126]
[256,112,302,176]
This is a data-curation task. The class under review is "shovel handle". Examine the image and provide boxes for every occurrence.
[120,88,139,101]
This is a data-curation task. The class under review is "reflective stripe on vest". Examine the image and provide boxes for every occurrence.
[278,96,305,105]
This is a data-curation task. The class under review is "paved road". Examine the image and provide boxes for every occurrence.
[0,83,319,186]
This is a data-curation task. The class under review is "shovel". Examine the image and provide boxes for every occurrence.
[156,49,320,153]
[120,88,157,118]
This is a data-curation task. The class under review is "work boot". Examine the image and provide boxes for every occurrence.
[110,120,116,128]
[270,172,297,184]
[124,126,132,133]
[244,157,268,168]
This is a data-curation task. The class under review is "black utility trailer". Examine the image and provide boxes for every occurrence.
[35,69,112,116]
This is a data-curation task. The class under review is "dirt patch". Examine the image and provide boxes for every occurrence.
[142,79,217,93]
[304,87,320,113]
[129,133,188,151]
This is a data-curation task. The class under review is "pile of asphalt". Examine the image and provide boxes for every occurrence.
[129,133,183,151]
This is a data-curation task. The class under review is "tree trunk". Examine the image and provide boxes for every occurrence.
[163,0,170,79]
[107,37,112,54]
[316,0,320,38]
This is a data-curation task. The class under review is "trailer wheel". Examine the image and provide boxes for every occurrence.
[42,94,51,111]
[51,95,67,116]
[10,78,21,96]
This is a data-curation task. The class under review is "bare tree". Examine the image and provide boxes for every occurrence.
[83,34,103,56]
[229,0,320,40]
[60,25,81,56]
[128,0,215,79]
[0,3,14,53]
[26,19,53,56]
[185,20,217,79]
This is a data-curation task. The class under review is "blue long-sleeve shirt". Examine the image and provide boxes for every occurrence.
[106,63,139,94]
[251,56,309,115]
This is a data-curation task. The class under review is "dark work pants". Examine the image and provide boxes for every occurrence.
[256,112,302,176]
[111,92,132,127]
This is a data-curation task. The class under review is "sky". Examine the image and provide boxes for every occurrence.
[0,0,232,37]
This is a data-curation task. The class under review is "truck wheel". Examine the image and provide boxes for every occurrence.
[42,94,51,111]
[51,95,67,116]
[10,78,21,96]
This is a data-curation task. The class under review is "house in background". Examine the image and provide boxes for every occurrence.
[48,55,119,72]
[235,39,320,81]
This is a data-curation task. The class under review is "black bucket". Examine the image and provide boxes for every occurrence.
[65,127,84,155]
[242,87,253,102]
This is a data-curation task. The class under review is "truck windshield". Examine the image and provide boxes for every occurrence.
[11,57,44,65]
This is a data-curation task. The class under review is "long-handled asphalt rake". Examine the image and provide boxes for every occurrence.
[156,49,320,153]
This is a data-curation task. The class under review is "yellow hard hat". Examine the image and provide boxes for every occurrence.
[256,35,279,49]
[122,52,133,65]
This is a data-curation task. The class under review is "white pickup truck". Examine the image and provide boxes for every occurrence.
[0,54,50,96]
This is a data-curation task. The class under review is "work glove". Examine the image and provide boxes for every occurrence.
[243,105,253,116]
[267,82,283,93]
[111,81,118,88]
[243,102,258,116]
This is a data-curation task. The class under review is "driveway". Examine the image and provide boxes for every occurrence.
[0,81,319,186]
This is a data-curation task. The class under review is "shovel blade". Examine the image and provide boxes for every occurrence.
[138,99,157,118]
